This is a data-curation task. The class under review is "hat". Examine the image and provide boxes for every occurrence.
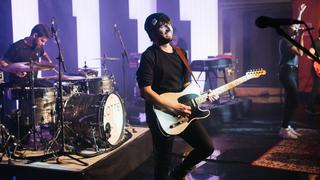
[144,13,170,34]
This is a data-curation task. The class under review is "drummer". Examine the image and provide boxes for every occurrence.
[0,24,54,87]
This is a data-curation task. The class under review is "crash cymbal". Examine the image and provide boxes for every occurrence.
[4,62,56,73]
[40,74,85,81]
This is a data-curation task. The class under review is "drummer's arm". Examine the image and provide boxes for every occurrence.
[42,52,53,63]
[0,59,9,72]
[0,59,9,69]
[0,59,26,77]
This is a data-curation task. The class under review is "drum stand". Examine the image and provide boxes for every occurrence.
[45,121,75,153]
[29,61,37,150]
[47,22,87,166]
[0,124,17,164]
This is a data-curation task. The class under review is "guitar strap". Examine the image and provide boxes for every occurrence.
[173,46,199,85]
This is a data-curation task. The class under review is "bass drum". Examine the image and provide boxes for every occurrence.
[64,92,125,148]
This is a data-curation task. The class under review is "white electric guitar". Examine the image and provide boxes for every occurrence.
[153,69,267,136]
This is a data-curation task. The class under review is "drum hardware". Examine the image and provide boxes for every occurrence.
[15,109,22,140]
[85,80,90,94]
[90,127,99,152]
[10,108,51,151]
[77,128,133,158]
[0,124,19,164]
[77,61,99,78]
[1,58,56,150]
[45,120,76,154]
[0,71,4,82]
[96,56,116,94]
[29,60,39,150]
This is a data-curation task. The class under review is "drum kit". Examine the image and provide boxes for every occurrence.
[0,58,126,160]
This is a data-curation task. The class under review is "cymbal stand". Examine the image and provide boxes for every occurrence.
[51,19,87,166]
[101,57,116,83]
[29,60,37,150]
[0,124,16,164]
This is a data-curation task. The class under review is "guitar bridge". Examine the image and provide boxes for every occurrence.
[169,116,188,129]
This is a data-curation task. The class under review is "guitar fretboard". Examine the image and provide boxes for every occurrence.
[194,75,249,105]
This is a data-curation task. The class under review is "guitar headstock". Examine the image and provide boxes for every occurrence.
[245,69,267,79]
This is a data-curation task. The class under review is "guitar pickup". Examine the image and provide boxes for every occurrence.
[169,115,188,129]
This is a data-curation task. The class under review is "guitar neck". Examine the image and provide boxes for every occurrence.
[195,75,250,105]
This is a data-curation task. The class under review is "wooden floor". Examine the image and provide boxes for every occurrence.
[0,126,152,180]
[124,100,320,180]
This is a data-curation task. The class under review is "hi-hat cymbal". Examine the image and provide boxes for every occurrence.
[77,67,99,71]
[88,57,120,61]
[4,62,56,73]
[77,67,99,77]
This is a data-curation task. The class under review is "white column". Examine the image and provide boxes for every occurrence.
[129,0,157,53]
[180,0,219,89]
[72,0,101,75]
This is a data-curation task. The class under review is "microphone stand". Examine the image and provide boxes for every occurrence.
[51,23,88,166]
[114,24,129,101]
[114,24,135,132]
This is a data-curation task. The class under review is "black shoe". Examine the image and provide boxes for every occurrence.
[169,168,189,180]
[305,108,320,115]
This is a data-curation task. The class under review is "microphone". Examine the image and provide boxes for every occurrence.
[255,16,303,28]
[51,17,56,34]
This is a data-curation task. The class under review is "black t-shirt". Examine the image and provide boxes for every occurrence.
[279,38,298,67]
[136,45,189,95]
[4,39,44,83]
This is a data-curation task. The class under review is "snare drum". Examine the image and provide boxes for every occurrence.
[64,92,125,148]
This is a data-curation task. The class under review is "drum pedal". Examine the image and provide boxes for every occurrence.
[0,124,20,164]
[90,127,99,152]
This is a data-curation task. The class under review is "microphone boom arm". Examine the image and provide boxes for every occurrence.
[275,23,320,64]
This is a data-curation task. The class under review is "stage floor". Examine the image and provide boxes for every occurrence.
[0,126,152,180]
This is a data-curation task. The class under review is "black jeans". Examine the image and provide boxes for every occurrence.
[146,105,214,180]
[279,65,299,128]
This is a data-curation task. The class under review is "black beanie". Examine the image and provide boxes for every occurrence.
[144,12,170,34]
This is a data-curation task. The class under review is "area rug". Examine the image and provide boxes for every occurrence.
[252,128,320,175]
